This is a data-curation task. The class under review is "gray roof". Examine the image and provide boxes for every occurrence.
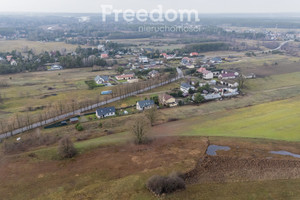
[70,117,79,122]
[96,106,115,116]
[95,75,109,82]
[181,82,193,89]
[203,93,222,100]
[137,100,154,108]
[211,57,222,62]
[223,91,239,97]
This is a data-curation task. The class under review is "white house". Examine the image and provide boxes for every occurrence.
[48,64,63,71]
[202,70,214,80]
[94,75,109,84]
[219,80,239,88]
[139,56,149,63]
[10,59,17,66]
[180,83,195,93]
[136,100,154,111]
[96,107,116,119]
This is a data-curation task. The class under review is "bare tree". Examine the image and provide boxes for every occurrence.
[131,116,151,144]
[237,74,246,90]
[145,106,158,126]
[58,136,77,159]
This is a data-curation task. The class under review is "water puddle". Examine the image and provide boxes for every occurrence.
[270,150,300,158]
[206,145,231,156]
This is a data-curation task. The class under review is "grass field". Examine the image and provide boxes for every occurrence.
[0,68,117,120]
[1,41,300,199]
[0,39,88,53]
[183,96,300,141]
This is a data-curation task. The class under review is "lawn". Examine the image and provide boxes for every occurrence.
[181,96,300,141]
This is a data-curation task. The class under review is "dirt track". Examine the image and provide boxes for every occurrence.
[185,155,300,184]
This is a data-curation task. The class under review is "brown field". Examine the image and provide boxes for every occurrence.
[0,68,116,120]
[1,136,300,200]
[0,39,89,53]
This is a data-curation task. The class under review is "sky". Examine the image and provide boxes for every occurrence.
[1,0,300,14]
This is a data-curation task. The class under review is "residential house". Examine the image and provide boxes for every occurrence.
[214,85,238,95]
[202,70,214,80]
[96,107,116,118]
[97,45,105,51]
[180,82,195,94]
[197,67,213,79]
[148,70,160,78]
[219,80,239,88]
[136,100,155,111]
[115,73,135,80]
[94,75,110,84]
[218,70,238,80]
[211,57,223,64]
[181,57,193,65]
[48,64,63,71]
[186,63,195,69]
[159,94,177,107]
[10,59,17,66]
[202,93,222,101]
[101,54,109,59]
[6,55,13,62]
[139,56,149,63]
[243,73,256,79]
[190,52,199,57]
[199,80,216,87]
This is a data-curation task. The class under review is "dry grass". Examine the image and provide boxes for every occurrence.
[0,39,89,53]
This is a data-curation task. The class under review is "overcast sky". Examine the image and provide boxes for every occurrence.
[1,0,300,13]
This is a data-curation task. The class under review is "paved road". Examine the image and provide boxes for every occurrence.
[272,40,293,51]
[0,68,183,139]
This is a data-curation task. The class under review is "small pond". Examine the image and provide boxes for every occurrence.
[270,150,300,158]
[206,145,231,156]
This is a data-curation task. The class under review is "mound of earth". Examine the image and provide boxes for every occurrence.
[185,156,300,184]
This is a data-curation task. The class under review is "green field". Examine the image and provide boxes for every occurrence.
[182,96,300,141]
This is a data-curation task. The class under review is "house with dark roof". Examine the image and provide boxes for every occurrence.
[95,75,109,84]
[96,107,116,118]
[211,57,223,63]
[180,82,195,94]
[136,100,155,111]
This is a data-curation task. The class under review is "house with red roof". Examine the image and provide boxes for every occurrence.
[197,67,213,79]
[101,54,109,59]
[190,52,199,57]
[159,94,177,107]
[115,73,135,80]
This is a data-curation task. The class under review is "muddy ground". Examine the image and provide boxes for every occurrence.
[185,155,300,184]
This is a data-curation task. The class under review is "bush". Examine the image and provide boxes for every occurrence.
[75,123,83,131]
[147,172,186,195]
[3,131,61,154]
[58,136,77,159]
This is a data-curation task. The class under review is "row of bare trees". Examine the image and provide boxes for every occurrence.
[0,73,177,136]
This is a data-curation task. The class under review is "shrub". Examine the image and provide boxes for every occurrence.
[58,136,77,159]
[147,172,186,195]
[3,131,61,154]
[98,122,103,128]
[131,116,151,144]
[75,123,83,131]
